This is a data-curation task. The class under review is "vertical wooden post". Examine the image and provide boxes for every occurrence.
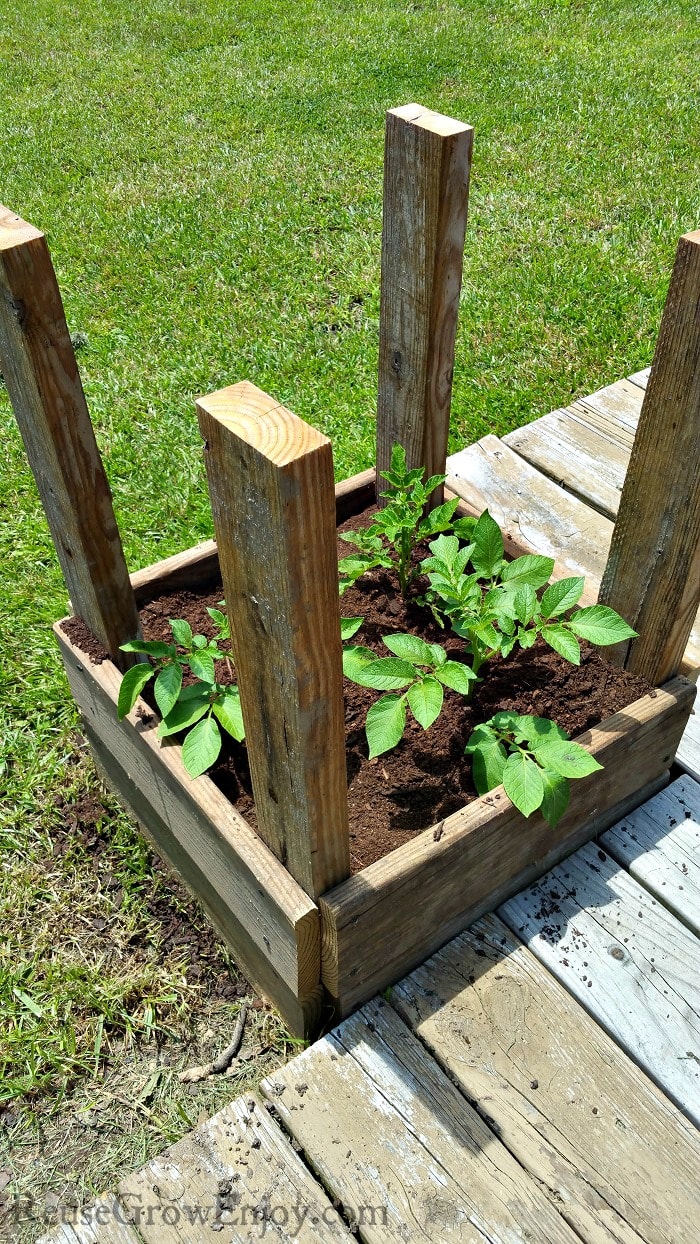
[197,381,350,900]
[599,229,700,684]
[376,104,473,506]
[0,206,140,668]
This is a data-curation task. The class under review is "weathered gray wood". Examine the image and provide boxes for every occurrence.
[627,366,651,389]
[676,708,700,780]
[500,841,700,1126]
[321,679,693,1017]
[600,231,700,683]
[36,1196,141,1243]
[377,104,472,508]
[446,435,700,672]
[504,407,628,519]
[600,774,700,936]
[119,1092,353,1242]
[197,381,350,900]
[0,206,140,669]
[262,999,579,1242]
[578,377,644,431]
[393,912,700,1244]
[55,624,322,1037]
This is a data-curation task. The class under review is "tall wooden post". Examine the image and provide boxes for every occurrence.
[376,104,473,506]
[0,206,141,668]
[599,230,700,685]
[197,381,350,900]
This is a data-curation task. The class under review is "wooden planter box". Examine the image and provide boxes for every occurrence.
[54,467,697,1036]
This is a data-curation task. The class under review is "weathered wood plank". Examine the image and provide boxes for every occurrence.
[599,231,700,683]
[197,381,350,900]
[600,774,700,936]
[627,366,651,389]
[55,624,322,1037]
[577,377,644,431]
[36,1196,141,1243]
[262,998,579,1242]
[393,912,700,1244]
[119,1092,353,1242]
[504,408,628,519]
[676,708,700,780]
[320,679,693,1017]
[377,104,472,508]
[499,842,700,1126]
[446,435,700,672]
[0,205,140,668]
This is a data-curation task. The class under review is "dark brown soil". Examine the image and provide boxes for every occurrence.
[63,509,652,873]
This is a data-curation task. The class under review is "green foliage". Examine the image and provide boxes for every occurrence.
[466,712,603,827]
[343,632,475,756]
[118,606,244,778]
[339,445,460,597]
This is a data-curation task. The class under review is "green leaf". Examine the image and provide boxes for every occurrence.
[436,660,476,694]
[533,738,603,779]
[117,662,154,719]
[154,662,183,718]
[501,554,554,588]
[206,607,230,639]
[342,645,378,681]
[516,716,568,746]
[383,633,435,666]
[489,710,528,736]
[340,617,364,641]
[471,510,505,577]
[518,628,537,650]
[428,533,460,564]
[568,606,638,646]
[513,584,538,626]
[542,624,581,664]
[212,687,245,741]
[502,751,545,818]
[120,639,175,658]
[418,499,459,537]
[407,676,443,729]
[466,732,508,795]
[540,576,585,619]
[428,643,447,668]
[452,516,477,540]
[347,656,417,690]
[169,619,193,649]
[192,634,208,649]
[158,691,210,737]
[366,693,407,758]
[13,986,44,1018]
[540,770,571,828]
[189,651,216,683]
[181,716,221,778]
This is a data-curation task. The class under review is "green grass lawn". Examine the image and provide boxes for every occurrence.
[1,0,699,1232]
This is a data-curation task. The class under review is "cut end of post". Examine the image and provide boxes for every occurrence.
[196,381,330,467]
[388,104,473,140]
[0,204,43,251]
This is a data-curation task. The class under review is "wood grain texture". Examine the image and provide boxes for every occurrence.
[393,913,700,1244]
[377,105,472,508]
[600,774,700,936]
[500,841,700,1126]
[197,381,350,900]
[600,231,700,682]
[446,435,700,672]
[36,1196,141,1243]
[676,708,700,780]
[55,623,322,1037]
[320,679,694,1017]
[119,1092,353,1242]
[0,205,140,668]
[504,406,629,519]
[262,998,579,1243]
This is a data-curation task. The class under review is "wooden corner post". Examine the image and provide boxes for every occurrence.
[377,104,473,506]
[197,381,351,900]
[599,229,700,684]
[0,205,140,668]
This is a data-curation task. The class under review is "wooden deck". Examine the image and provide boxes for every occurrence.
[39,775,700,1243]
[39,370,700,1243]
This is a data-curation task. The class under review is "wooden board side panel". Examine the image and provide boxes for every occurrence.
[54,627,320,1009]
[321,679,695,1015]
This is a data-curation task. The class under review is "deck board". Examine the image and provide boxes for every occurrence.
[499,842,700,1126]
[36,1197,141,1243]
[676,708,700,781]
[392,912,700,1244]
[262,998,579,1242]
[600,775,700,936]
[117,1092,353,1242]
